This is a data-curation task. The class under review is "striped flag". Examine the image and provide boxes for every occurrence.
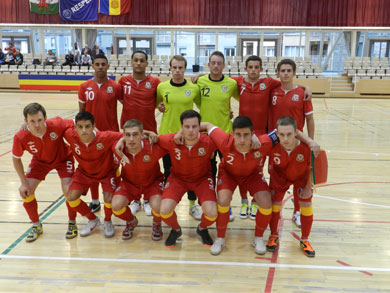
[99,0,130,16]
[30,0,59,14]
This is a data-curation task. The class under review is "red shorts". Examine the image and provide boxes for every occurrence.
[269,173,308,202]
[114,178,164,202]
[217,167,269,195]
[69,168,118,194]
[162,173,216,204]
[26,155,74,181]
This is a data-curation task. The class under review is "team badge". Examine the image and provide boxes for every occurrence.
[143,154,151,162]
[198,147,206,156]
[221,85,227,92]
[145,82,151,89]
[296,154,304,162]
[217,178,222,186]
[292,94,299,101]
[185,90,191,96]
[96,143,104,150]
[49,132,58,140]
[259,83,266,90]
[254,151,261,158]
[107,86,113,94]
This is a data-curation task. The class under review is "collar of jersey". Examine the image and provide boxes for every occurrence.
[170,79,187,87]
[208,74,224,82]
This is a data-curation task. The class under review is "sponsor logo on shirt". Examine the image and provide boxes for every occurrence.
[254,151,261,158]
[143,154,151,162]
[185,90,191,96]
[96,143,104,150]
[49,132,58,140]
[27,141,34,145]
[145,82,151,89]
[87,87,93,90]
[292,94,299,101]
[107,86,113,94]
[259,83,266,90]
[217,178,222,186]
[221,85,227,92]
[164,182,170,189]
[296,153,304,161]
[125,82,131,85]
[198,147,206,156]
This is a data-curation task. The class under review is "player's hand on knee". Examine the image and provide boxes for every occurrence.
[300,186,312,199]
[19,184,30,199]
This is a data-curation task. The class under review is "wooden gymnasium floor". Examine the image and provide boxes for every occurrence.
[0,92,389,292]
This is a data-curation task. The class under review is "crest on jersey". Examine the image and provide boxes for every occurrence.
[254,151,261,158]
[292,94,299,101]
[221,85,227,92]
[259,83,266,90]
[198,147,206,156]
[296,154,304,161]
[145,82,151,89]
[185,90,191,96]
[143,154,151,162]
[217,178,222,186]
[107,86,113,94]
[49,132,58,140]
[96,143,104,150]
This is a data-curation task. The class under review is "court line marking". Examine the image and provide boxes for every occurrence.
[1,254,389,272]
[0,150,11,157]
[314,194,390,209]
[326,149,390,156]
[337,260,373,277]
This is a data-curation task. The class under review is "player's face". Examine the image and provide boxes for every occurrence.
[182,117,200,143]
[124,126,143,151]
[25,112,46,137]
[92,58,109,78]
[277,125,298,150]
[76,120,94,142]
[131,53,148,74]
[245,60,263,81]
[233,128,253,151]
[277,64,296,83]
[170,59,186,80]
[208,55,225,76]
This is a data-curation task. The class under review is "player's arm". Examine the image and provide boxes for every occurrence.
[297,130,320,157]
[306,113,315,140]
[156,85,165,112]
[143,130,159,144]
[191,74,205,83]
[232,81,240,102]
[12,156,31,198]
[297,85,312,101]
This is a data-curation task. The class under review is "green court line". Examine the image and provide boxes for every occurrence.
[1,196,65,255]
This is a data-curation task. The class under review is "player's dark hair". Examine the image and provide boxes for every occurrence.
[123,119,143,132]
[75,111,95,125]
[233,116,253,131]
[276,116,297,130]
[277,58,296,72]
[170,55,187,68]
[209,51,225,63]
[245,55,263,67]
[180,110,201,125]
[92,54,108,64]
[131,50,148,61]
[23,103,46,119]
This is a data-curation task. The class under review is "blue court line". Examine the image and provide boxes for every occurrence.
[1,196,65,255]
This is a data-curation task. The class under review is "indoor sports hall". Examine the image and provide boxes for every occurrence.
[0,1,389,292]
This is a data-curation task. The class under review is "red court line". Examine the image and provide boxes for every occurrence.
[282,218,390,224]
[290,232,300,241]
[0,150,11,157]
[255,256,272,261]
[336,260,373,276]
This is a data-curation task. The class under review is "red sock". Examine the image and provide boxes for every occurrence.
[293,195,300,214]
[23,197,39,223]
[162,212,180,230]
[255,208,272,237]
[104,203,113,221]
[90,182,99,201]
[71,199,96,220]
[269,211,281,236]
[216,208,229,238]
[301,214,313,239]
[66,200,77,221]
[152,210,162,223]
[200,214,216,229]
[113,206,134,222]
[239,186,248,200]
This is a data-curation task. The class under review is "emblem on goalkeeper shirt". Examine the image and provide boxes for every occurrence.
[292,94,299,101]
[185,90,191,96]
[221,85,227,92]
[96,143,104,150]
[49,132,58,140]
[259,83,266,90]
[296,154,304,162]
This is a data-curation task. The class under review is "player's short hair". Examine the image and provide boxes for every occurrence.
[180,110,201,125]
[169,55,187,68]
[209,51,225,63]
[92,54,108,64]
[232,116,253,131]
[277,59,296,72]
[23,103,46,119]
[123,119,143,132]
[245,55,263,67]
[131,51,148,61]
[276,116,297,130]
[75,111,95,125]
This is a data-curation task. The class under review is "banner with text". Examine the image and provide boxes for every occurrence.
[59,0,98,21]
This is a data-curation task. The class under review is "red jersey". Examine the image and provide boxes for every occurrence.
[118,75,160,132]
[210,128,273,177]
[158,133,217,182]
[12,117,74,164]
[233,76,280,135]
[269,141,311,183]
[64,129,122,179]
[268,86,313,132]
[116,139,167,187]
[78,78,122,131]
